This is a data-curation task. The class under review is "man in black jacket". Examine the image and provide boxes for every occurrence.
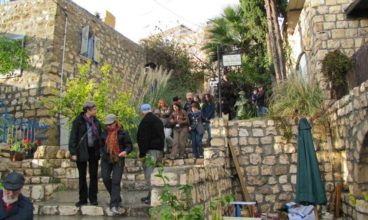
[137,103,164,205]
[69,101,102,207]
[0,172,33,220]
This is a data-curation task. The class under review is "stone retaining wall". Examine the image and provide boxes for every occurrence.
[0,0,145,145]
[209,81,368,218]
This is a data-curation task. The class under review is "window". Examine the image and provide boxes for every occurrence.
[296,52,309,83]
[0,34,26,78]
[80,26,101,63]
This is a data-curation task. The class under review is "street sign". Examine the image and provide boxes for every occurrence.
[222,54,242,66]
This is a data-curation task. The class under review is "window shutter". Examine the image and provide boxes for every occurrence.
[93,36,101,63]
[80,26,89,55]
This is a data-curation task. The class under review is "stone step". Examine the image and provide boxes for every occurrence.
[22,183,62,202]
[34,190,150,217]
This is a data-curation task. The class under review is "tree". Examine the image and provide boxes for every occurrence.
[264,0,287,82]
[141,32,204,99]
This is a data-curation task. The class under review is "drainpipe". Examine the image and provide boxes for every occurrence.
[60,14,68,94]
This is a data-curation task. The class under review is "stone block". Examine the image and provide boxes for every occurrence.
[33,204,39,215]
[58,205,79,215]
[252,120,266,127]
[261,166,273,175]
[324,14,336,22]
[249,154,261,165]
[361,20,368,27]
[260,136,273,144]
[31,177,41,184]
[80,206,104,216]
[239,137,247,145]
[262,156,276,165]
[252,128,264,137]
[211,138,225,146]
[31,185,44,201]
[329,5,341,13]
[245,166,259,176]
[265,127,277,135]
[65,168,78,179]
[44,184,54,197]
[40,205,58,215]
[275,165,289,175]
[228,128,238,137]
[239,128,249,137]
[282,184,293,192]
[331,29,345,38]
[279,175,288,184]
[248,138,259,145]
[327,39,341,48]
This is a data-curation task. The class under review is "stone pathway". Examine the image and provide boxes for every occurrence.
[34,189,150,218]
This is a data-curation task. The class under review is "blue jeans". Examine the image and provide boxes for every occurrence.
[204,122,212,143]
[191,131,203,158]
[257,106,267,117]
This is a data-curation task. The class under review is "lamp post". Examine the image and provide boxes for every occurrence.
[217,45,222,117]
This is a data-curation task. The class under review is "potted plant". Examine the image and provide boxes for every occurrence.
[9,140,23,161]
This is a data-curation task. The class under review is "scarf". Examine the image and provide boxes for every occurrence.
[83,115,99,140]
[106,123,121,161]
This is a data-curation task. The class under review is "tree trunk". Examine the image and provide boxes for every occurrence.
[264,0,281,82]
[270,0,286,80]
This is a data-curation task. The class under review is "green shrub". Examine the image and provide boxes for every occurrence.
[268,77,324,118]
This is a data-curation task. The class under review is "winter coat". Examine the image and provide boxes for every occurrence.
[188,111,205,135]
[202,102,215,121]
[69,113,102,162]
[168,110,189,129]
[0,191,33,220]
[100,129,132,162]
[137,112,165,158]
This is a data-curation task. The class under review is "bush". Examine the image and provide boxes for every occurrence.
[268,77,324,118]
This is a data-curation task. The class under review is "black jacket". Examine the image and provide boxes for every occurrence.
[0,191,33,220]
[100,129,132,161]
[137,112,164,157]
[68,113,102,162]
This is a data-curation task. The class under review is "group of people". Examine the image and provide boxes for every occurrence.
[67,95,215,215]
[153,92,215,160]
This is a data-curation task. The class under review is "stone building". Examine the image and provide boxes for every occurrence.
[0,0,145,145]
[286,0,368,99]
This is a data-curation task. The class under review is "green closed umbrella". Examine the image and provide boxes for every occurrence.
[295,118,327,205]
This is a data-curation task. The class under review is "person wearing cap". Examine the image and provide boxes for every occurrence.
[100,114,132,215]
[137,103,164,205]
[0,172,33,220]
[69,101,102,207]
[183,92,194,113]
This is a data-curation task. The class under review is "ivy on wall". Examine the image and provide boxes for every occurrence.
[322,50,352,99]
[0,36,29,75]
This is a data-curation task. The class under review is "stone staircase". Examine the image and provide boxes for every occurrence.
[1,152,204,218]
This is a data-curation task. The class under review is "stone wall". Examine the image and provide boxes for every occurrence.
[287,0,368,99]
[209,81,368,218]
[0,0,145,145]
